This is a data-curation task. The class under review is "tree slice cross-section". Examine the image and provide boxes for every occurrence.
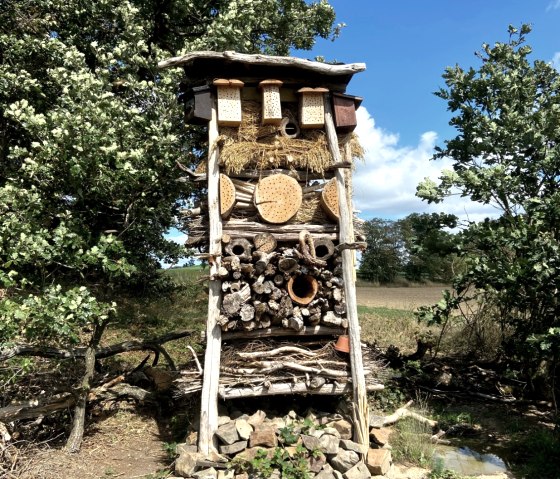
[253,173,302,224]
[219,174,236,219]
[320,177,340,222]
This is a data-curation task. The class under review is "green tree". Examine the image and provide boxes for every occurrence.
[360,218,405,284]
[417,25,560,396]
[0,0,339,449]
[398,213,459,283]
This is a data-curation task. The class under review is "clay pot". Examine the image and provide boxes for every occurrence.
[287,274,318,305]
[334,335,350,353]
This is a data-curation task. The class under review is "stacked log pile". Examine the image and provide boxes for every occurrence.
[218,233,347,333]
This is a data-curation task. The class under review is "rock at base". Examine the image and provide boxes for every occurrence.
[330,449,360,473]
[175,451,203,477]
[342,462,370,479]
[366,448,392,476]
[249,427,278,448]
[370,427,392,446]
[220,440,248,455]
[216,422,240,445]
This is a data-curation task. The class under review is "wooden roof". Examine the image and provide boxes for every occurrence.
[158,51,366,91]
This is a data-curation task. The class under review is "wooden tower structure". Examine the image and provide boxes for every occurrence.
[159,51,383,456]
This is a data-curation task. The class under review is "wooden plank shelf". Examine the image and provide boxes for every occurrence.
[219,381,384,399]
[221,326,346,341]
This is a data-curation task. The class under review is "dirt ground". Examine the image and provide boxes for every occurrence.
[18,409,173,479]
[5,286,455,479]
[356,285,448,310]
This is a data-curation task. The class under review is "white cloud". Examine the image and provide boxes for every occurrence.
[552,52,560,71]
[547,0,560,10]
[352,107,497,224]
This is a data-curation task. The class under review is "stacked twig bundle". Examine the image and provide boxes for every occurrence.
[175,339,385,398]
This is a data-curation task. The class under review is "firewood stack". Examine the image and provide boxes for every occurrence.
[219,234,347,333]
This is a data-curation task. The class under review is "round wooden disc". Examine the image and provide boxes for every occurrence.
[320,178,339,221]
[220,174,236,219]
[253,174,302,224]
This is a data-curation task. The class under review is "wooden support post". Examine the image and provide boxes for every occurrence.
[324,97,370,452]
[198,101,222,455]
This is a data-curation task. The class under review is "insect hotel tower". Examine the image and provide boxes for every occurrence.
[158,51,383,455]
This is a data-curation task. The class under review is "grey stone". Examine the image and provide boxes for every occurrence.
[369,414,385,429]
[269,417,286,431]
[366,449,391,476]
[287,410,298,419]
[217,470,235,479]
[315,471,336,479]
[207,451,228,463]
[307,452,327,472]
[216,421,240,445]
[333,470,344,479]
[301,434,320,451]
[370,427,392,446]
[247,410,266,427]
[322,427,341,438]
[175,451,203,477]
[193,467,218,479]
[343,462,370,479]
[249,427,277,448]
[307,427,325,438]
[319,434,340,455]
[218,415,232,427]
[176,443,198,455]
[330,449,360,473]
[331,420,352,440]
[236,447,275,462]
[339,439,368,455]
[235,474,249,479]
[219,440,248,455]
[235,419,253,440]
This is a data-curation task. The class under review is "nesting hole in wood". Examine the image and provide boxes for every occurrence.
[315,245,329,258]
[231,244,245,256]
[287,275,318,305]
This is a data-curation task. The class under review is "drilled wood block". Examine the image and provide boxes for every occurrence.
[214,79,244,126]
[253,173,302,224]
[259,79,283,125]
[298,87,328,129]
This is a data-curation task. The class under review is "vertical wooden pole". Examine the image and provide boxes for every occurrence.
[324,97,370,451]
[198,101,222,455]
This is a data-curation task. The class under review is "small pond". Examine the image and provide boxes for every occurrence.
[434,445,510,477]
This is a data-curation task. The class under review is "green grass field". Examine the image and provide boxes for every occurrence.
[162,265,207,284]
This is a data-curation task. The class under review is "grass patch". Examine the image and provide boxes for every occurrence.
[512,428,560,479]
[358,305,428,354]
[162,265,207,284]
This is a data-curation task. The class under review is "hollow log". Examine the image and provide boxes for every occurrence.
[287,275,319,305]
[313,237,335,261]
[224,238,252,260]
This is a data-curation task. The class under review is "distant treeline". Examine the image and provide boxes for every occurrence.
[358,213,461,284]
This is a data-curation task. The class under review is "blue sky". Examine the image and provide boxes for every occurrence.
[167,1,560,249]
[302,0,560,221]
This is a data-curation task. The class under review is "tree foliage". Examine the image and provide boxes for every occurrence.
[359,213,459,284]
[0,0,339,346]
[417,25,560,391]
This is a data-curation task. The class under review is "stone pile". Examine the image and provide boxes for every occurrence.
[174,409,392,479]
